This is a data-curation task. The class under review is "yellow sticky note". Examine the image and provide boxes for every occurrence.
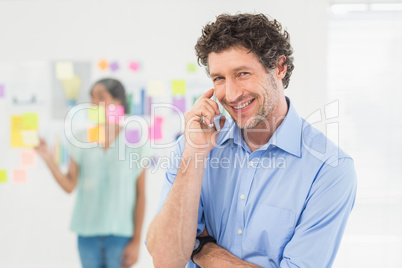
[13,169,27,184]
[21,151,37,167]
[22,113,38,129]
[187,63,197,73]
[148,80,165,97]
[11,116,27,148]
[87,125,105,144]
[21,130,39,147]
[0,170,7,183]
[88,106,106,124]
[172,80,186,96]
[61,75,81,99]
[55,62,74,80]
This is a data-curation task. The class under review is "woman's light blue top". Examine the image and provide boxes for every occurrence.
[69,130,150,237]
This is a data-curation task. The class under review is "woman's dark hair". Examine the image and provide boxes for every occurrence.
[195,13,294,89]
[92,78,129,114]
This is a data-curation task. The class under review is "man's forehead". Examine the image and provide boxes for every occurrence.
[207,48,259,75]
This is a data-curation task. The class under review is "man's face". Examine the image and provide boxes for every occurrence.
[208,46,280,129]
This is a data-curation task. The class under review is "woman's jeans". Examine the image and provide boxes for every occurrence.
[78,235,132,268]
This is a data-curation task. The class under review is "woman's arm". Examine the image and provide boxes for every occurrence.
[35,138,79,193]
[133,169,146,244]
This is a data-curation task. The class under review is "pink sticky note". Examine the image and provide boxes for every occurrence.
[172,97,186,113]
[0,84,4,98]
[106,104,125,124]
[21,150,36,167]
[126,129,140,144]
[13,169,27,184]
[148,116,163,140]
[129,61,140,72]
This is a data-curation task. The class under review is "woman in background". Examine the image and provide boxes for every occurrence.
[35,78,149,268]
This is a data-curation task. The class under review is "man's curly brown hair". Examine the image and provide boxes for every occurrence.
[195,13,294,89]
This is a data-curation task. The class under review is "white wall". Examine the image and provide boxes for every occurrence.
[0,1,329,267]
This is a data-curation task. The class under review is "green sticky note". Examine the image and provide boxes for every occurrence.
[172,80,186,96]
[127,93,132,114]
[22,113,38,129]
[88,106,105,124]
[187,63,197,73]
[0,170,7,183]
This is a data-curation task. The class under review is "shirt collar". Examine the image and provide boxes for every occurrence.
[216,97,302,157]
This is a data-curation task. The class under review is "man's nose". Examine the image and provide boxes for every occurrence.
[225,78,243,103]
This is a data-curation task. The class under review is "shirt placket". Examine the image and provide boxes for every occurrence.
[233,152,260,257]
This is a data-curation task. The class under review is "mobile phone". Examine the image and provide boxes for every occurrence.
[212,90,222,131]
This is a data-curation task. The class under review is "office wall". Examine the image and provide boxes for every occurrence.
[0,1,329,267]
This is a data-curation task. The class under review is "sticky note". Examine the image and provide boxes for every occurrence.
[55,62,74,80]
[13,169,27,184]
[127,93,133,115]
[110,61,119,72]
[129,61,140,72]
[125,129,140,144]
[147,80,165,97]
[61,75,81,99]
[11,116,26,148]
[0,170,7,183]
[187,63,197,73]
[21,130,39,147]
[87,125,105,143]
[172,80,186,96]
[22,113,38,129]
[88,105,106,124]
[98,59,109,71]
[172,97,186,113]
[21,150,36,167]
[0,84,4,98]
[148,116,163,140]
[106,104,125,124]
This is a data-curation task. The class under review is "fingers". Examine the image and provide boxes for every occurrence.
[195,99,220,127]
[201,88,214,98]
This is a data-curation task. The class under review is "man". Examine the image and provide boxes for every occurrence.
[146,13,357,268]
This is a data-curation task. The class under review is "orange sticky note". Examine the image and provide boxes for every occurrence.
[13,169,27,184]
[172,80,186,96]
[98,59,109,71]
[21,150,36,167]
[0,170,7,183]
[87,125,105,143]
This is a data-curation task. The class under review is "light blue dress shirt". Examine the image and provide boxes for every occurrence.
[157,97,357,268]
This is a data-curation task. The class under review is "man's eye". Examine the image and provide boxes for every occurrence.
[239,72,250,76]
[213,77,224,82]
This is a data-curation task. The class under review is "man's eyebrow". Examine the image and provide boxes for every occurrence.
[210,66,253,77]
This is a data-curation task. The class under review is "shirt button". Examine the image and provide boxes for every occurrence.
[237,229,243,235]
[240,194,245,200]
[248,161,253,167]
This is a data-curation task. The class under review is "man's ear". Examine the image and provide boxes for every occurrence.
[276,55,287,79]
